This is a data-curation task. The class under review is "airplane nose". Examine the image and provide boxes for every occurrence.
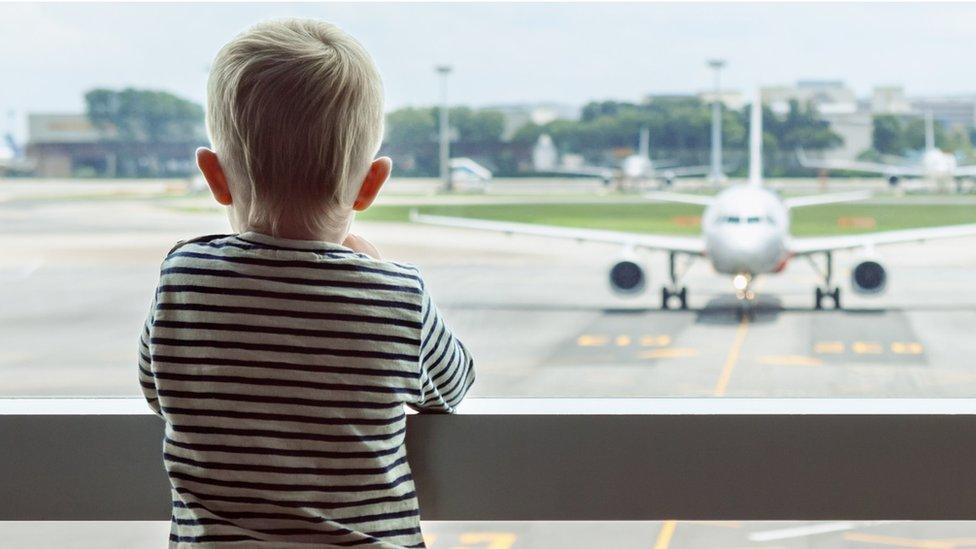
[712,230,781,273]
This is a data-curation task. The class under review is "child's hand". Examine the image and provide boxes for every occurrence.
[342,233,381,259]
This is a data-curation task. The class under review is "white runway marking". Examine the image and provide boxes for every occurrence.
[749,521,897,542]
[2,258,44,280]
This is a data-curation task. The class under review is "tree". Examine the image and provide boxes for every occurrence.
[450,107,505,143]
[872,115,904,154]
[84,88,204,142]
[869,114,969,157]
[382,106,509,176]
[384,107,437,147]
[759,100,842,151]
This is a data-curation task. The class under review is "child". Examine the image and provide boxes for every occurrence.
[138,18,474,548]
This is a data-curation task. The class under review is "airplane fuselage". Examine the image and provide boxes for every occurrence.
[922,148,958,179]
[702,185,790,276]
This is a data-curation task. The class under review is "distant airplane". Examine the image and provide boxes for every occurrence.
[797,111,976,188]
[0,132,34,175]
[413,92,976,310]
[549,127,717,188]
[448,157,492,188]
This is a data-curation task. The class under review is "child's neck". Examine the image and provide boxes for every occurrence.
[243,214,352,245]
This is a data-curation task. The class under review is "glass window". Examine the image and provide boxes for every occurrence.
[3,2,976,399]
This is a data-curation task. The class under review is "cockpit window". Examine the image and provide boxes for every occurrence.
[721,215,773,225]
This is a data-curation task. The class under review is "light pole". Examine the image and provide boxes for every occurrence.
[707,59,727,184]
[435,65,453,192]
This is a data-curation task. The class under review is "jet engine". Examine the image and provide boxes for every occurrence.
[609,257,647,296]
[851,258,888,295]
[887,175,901,187]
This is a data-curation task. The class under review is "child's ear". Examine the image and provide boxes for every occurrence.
[196,147,233,206]
[353,157,392,211]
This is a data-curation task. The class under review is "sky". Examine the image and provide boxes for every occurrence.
[3,2,976,142]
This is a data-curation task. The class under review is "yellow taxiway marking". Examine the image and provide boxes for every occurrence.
[615,335,632,347]
[714,316,750,397]
[843,532,976,548]
[892,342,924,355]
[852,341,883,354]
[452,532,518,549]
[639,347,700,359]
[641,335,672,347]
[760,355,823,367]
[576,335,609,347]
[814,341,845,354]
[653,520,678,549]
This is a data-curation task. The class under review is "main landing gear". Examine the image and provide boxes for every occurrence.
[662,286,688,310]
[808,251,841,310]
[662,251,690,310]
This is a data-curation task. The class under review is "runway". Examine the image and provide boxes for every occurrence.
[3,178,976,546]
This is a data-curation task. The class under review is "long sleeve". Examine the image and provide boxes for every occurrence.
[411,289,475,413]
[138,293,162,416]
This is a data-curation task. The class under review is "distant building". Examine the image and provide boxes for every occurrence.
[762,81,858,116]
[760,81,865,160]
[908,96,976,130]
[871,86,912,115]
[697,90,745,110]
[485,103,581,141]
[26,113,203,178]
[820,112,873,161]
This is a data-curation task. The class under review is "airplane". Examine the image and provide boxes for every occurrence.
[412,91,976,311]
[549,127,715,189]
[0,132,34,176]
[797,111,976,188]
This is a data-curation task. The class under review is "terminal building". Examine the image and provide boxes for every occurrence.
[762,81,976,161]
[26,113,203,178]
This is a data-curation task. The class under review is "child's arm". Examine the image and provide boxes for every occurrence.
[411,290,475,413]
[137,295,162,417]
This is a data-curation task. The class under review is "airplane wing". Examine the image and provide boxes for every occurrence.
[796,149,924,177]
[789,223,976,255]
[553,166,617,180]
[954,165,976,177]
[783,191,872,209]
[411,212,706,255]
[643,191,715,206]
[659,165,712,178]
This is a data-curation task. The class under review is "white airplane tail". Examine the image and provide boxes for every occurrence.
[924,111,935,152]
[638,126,650,160]
[748,89,763,186]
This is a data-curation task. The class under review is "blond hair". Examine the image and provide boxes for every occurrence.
[206,18,384,236]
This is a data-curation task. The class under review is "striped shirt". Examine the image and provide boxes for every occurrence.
[138,231,475,548]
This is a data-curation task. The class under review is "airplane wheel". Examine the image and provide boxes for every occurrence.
[815,287,824,310]
[832,287,842,310]
[678,287,689,310]
[661,287,672,310]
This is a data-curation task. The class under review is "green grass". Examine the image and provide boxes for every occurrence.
[357,202,976,237]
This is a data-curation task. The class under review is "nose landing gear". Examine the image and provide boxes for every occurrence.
[815,286,841,310]
[662,286,688,310]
